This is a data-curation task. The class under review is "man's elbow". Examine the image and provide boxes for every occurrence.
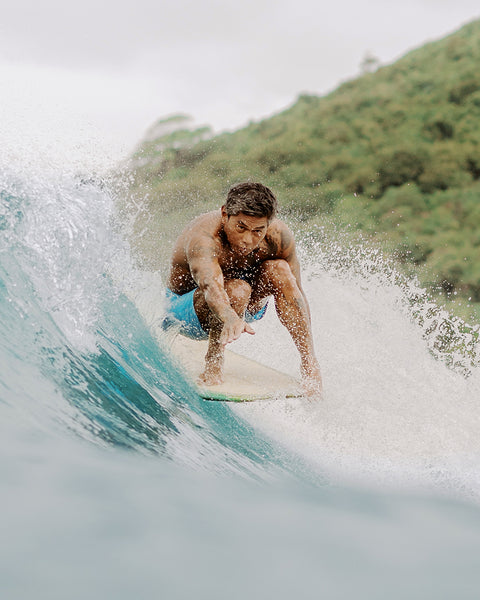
[196,277,221,296]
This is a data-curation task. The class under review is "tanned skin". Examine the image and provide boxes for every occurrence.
[167,207,322,397]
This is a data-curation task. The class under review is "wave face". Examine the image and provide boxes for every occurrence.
[2,164,480,598]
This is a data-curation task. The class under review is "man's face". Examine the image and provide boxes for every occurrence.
[221,209,269,255]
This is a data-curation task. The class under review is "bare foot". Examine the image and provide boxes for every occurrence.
[198,366,223,386]
[301,375,323,399]
[301,359,323,399]
[198,353,224,386]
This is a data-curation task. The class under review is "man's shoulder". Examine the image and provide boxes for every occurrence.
[178,210,222,253]
[182,210,221,238]
[267,217,291,234]
[264,219,296,257]
[189,210,221,228]
[266,218,294,242]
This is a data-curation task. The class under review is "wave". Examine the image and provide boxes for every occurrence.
[0,167,310,481]
[3,163,480,598]
[4,163,480,493]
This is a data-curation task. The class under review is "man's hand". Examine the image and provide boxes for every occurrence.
[219,314,255,346]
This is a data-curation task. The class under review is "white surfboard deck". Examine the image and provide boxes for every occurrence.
[170,335,303,402]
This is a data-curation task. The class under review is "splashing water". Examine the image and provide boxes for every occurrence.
[3,159,480,598]
[216,230,480,497]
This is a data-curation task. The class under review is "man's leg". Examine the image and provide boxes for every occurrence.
[250,260,322,394]
[193,279,252,385]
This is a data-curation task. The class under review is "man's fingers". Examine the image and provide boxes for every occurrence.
[219,328,230,346]
[220,327,240,346]
[220,319,255,345]
[219,330,231,346]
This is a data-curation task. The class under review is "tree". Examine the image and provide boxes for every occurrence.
[360,52,381,74]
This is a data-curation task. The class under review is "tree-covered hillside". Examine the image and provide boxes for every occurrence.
[123,19,480,320]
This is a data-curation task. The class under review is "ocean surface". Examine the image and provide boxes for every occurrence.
[2,161,480,599]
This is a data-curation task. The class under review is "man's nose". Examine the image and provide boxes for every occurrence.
[243,232,254,245]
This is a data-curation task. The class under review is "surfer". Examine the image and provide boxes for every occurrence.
[162,182,322,397]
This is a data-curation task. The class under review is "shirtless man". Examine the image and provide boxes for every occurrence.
[162,182,322,397]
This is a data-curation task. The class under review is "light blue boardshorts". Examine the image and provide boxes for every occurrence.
[161,288,268,340]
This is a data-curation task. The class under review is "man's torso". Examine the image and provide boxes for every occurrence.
[167,210,286,294]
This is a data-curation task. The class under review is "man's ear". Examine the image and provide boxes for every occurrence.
[221,206,228,222]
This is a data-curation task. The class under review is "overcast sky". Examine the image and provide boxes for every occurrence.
[1,0,480,168]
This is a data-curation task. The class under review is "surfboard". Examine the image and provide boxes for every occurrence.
[170,335,303,402]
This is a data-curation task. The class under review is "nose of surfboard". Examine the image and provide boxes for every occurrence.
[169,335,302,402]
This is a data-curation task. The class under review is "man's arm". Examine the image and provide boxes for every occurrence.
[273,222,322,397]
[276,224,312,323]
[186,233,254,344]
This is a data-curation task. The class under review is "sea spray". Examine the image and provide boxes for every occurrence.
[3,162,480,598]
[298,225,480,374]
[226,226,480,498]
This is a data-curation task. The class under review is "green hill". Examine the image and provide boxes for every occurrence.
[122,19,480,320]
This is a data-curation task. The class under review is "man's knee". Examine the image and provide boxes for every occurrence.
[260,260,301,300]
[262,260,296,286]
[225,279,252,311]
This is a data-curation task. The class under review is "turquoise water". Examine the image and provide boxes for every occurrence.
[2,165,480,599]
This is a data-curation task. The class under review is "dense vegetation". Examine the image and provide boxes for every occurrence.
[123,19,480,321]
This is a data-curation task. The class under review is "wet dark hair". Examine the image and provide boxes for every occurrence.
[224,182,278,221]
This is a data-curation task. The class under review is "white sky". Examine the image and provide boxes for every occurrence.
[1,0,479,169]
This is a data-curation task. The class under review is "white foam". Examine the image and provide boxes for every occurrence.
[230,241,480,497]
